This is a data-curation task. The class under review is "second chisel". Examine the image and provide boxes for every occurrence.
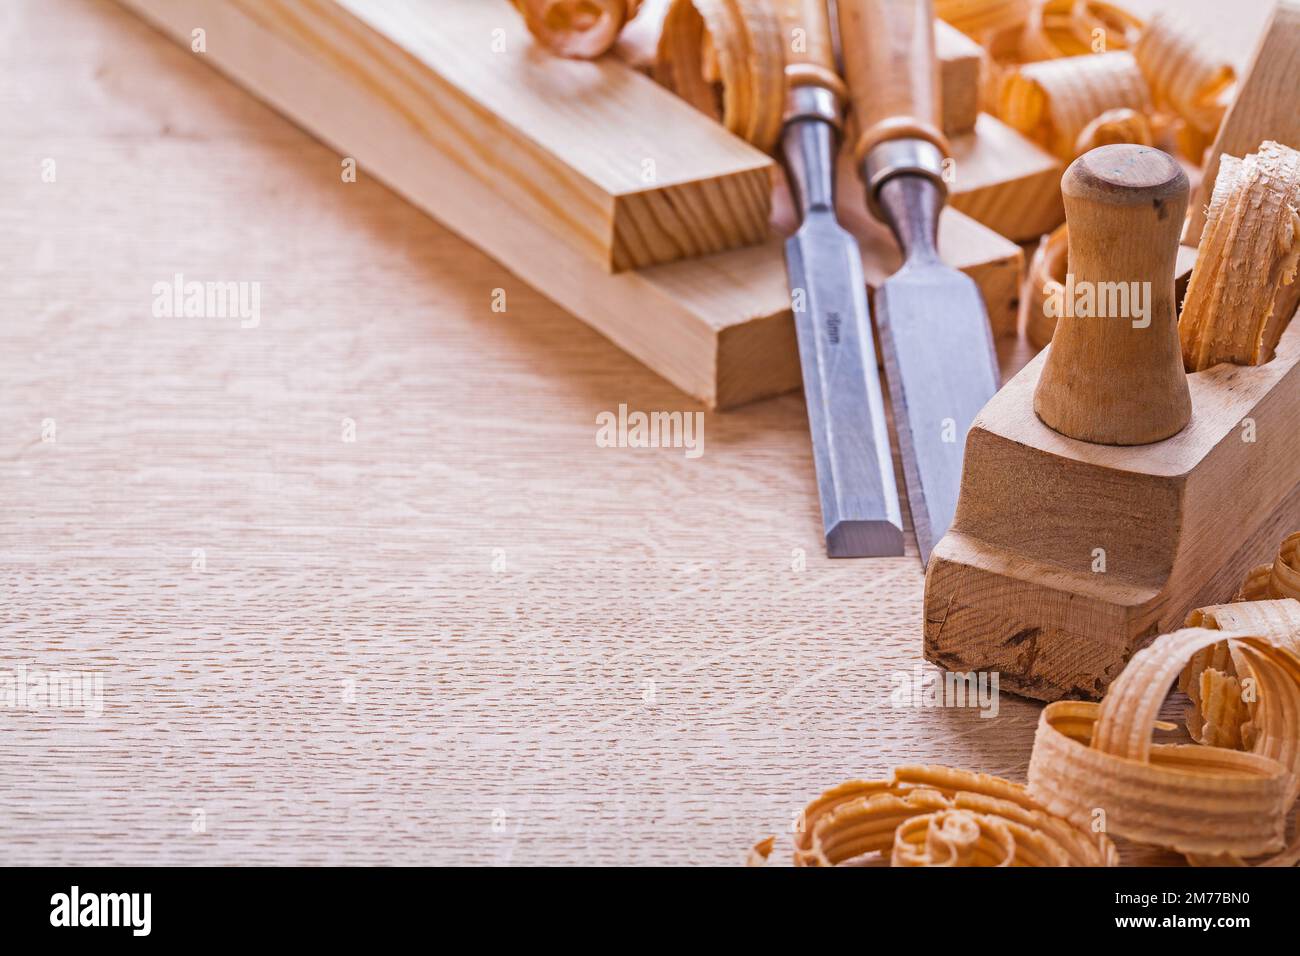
[837,0,1001,567]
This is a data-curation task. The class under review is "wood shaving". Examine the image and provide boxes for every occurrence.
[792,765,1117,867]
[1182,599,1300,750]
[1028,626,1300,865]
[937,0,1033,41]
[1134,11,1235,141]
[768,600,1300,867]
[955,4,1238,166]
[1026,222,1068,349]
[1180,142,1300,371]
[745,835,774,866]
[1238,532,1300,602]
[513,0,644,59]
[655,0,786,152]
[998,51,1151,160]
[1072,105,1153,155]
[1018,0,1144,62]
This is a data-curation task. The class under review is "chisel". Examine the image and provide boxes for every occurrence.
[837,0,1001,566]
[778,0,905,558]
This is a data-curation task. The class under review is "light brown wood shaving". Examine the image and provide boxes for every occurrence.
[1017,0,1144,61]
[998,51,1152,160]
[961,4,1240,166]
[972,2,1144,111]
[773,550,1300,868]
[655,0,785,152]
[1133,11,1235,141]
[513,0,644,59]
[1027,222,1068,349]
[1238,532,1300,602]
[1180,142,1300,371]
[937,0,1034,42]
[791,765,1117,867]
[1179,598,1300,867]
[772,609,1300,866]
[1181,581,1300,750]
[1072,105,1153,155]
[745,835,774,866]
[1028,626,1300,865]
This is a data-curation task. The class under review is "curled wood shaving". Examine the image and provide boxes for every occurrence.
[998,51,1151,160]
[1181,599,1300,752]
[937,0,1033,41]
[1026,222,1068,349]
[745,835,774,866]
[654,0,785,152]
[513,0,644,59]
[1028,626,1300,864]
[1194,666,1248,749]
[1178,599,1300,867]
[1018,0,1144,62]
[793,765,1117,867]
[1133,12,1235,141]
[974,2,1144,115]
[1072,105,1153,155]
[969,4,1238,165]
[1180,142,1300,371]
[1239,532,1300,602]
[891,809,1019,866]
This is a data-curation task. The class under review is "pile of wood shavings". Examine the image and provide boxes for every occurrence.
[754,540,1300,868]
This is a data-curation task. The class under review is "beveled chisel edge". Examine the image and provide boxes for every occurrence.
[826,518,906,558]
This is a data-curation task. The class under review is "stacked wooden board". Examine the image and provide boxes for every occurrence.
[116,0,1027,408]
[113,0,1287,417]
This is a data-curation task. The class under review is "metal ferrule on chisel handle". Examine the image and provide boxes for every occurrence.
[782,87,841,219]
[861,137,946,222]
[783,83,841,129]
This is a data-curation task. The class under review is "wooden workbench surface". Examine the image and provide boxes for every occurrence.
[0,0,1255,866]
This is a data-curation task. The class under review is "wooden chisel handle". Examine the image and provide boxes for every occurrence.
[837,0,950,183]
[779,0,846,123]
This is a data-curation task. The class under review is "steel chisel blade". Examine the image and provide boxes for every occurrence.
[785,211,904,557]
[875,263,999,566]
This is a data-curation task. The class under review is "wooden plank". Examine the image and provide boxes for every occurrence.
[234,0,774,273]
[1185,0,1300,243]
[947,114,1065,243]
[117,0,1022,407]
[935,19,981,135]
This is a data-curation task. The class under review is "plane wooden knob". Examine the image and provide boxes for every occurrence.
[1034,144,1192,446]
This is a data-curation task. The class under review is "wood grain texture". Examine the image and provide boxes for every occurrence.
[6,0,1221,867]
[935,19,981,135]
[353,0,778,272]
[947,113,1065,244]
[779,0,839,79]
[0,0,1053,867]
